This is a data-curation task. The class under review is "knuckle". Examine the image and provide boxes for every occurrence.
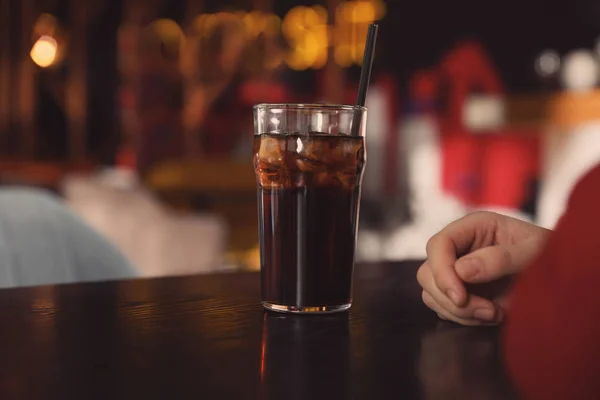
[429,262,446,285]
[416,263,428,286]
[421,291,436,310]
[469,210,491,219]
[468,210,499,220]
[421,290,429,303]
[416,268,424,286]
[466,211,498,231]
[425,234,440,255]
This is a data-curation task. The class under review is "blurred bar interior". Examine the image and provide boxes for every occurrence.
[2,0,600,276]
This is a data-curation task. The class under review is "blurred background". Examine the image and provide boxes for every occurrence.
[2,0,600,276]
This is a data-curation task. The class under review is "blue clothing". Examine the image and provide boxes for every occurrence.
[0,188,136,288]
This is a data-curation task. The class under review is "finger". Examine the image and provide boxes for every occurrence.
[422,291,500,326]
[425,237,466,306]
[418,263,500,322]
[425,212,499,306]
[455,239,541,284]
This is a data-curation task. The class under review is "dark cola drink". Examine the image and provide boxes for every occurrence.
[253,132,366,313]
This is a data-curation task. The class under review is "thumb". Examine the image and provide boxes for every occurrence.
[455,242,538,284]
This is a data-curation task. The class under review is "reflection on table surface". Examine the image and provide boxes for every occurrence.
[260,312,351,400]
[418,323,517,400]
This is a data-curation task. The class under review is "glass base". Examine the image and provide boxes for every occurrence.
[262,301,351,314]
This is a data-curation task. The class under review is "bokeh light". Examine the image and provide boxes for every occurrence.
[30,35,57,68]
[282,6,329,70]
[334,0,385,66]
[535,50,560,78]
[149,19,185,59]
[33,13,58,37]
[187,1,385,71]
[561,50,599,91]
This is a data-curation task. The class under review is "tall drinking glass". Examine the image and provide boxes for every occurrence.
[253,104,367,313]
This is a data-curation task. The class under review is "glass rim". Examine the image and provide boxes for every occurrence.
[253,103,367,112]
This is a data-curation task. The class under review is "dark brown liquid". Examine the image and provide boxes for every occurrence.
[253,133,365,308]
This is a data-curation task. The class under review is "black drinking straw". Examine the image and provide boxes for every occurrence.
[351,24,379,136]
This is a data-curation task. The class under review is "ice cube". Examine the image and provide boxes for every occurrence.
[258,136,286,164]
[315,171,335,186]
[334,170,358,188]
[256,160,291,188]
[331,137,363,163]
[297,136,329,162]
[255,136,289,188]
[295,157,327,173]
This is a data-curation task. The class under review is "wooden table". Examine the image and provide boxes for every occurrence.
[0,261,516,399]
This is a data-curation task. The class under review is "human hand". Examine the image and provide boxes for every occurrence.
[417,212,551,326]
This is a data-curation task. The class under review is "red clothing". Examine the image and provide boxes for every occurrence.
[504,164,600,399]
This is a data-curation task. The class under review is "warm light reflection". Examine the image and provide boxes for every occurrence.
[149,19,185,58]
[337,1,376,23]
[33,13,58,37]
[195,12,245,39]
[30,35,57,68]
[334,0,385,65]
[260,313,267,382]
[30,286,57,342]
[282,6,328,70]
[184,0,386,70]
[243,11,281,39]
[335,44,353,67]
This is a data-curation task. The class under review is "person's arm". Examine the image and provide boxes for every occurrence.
[504,165,600,399]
